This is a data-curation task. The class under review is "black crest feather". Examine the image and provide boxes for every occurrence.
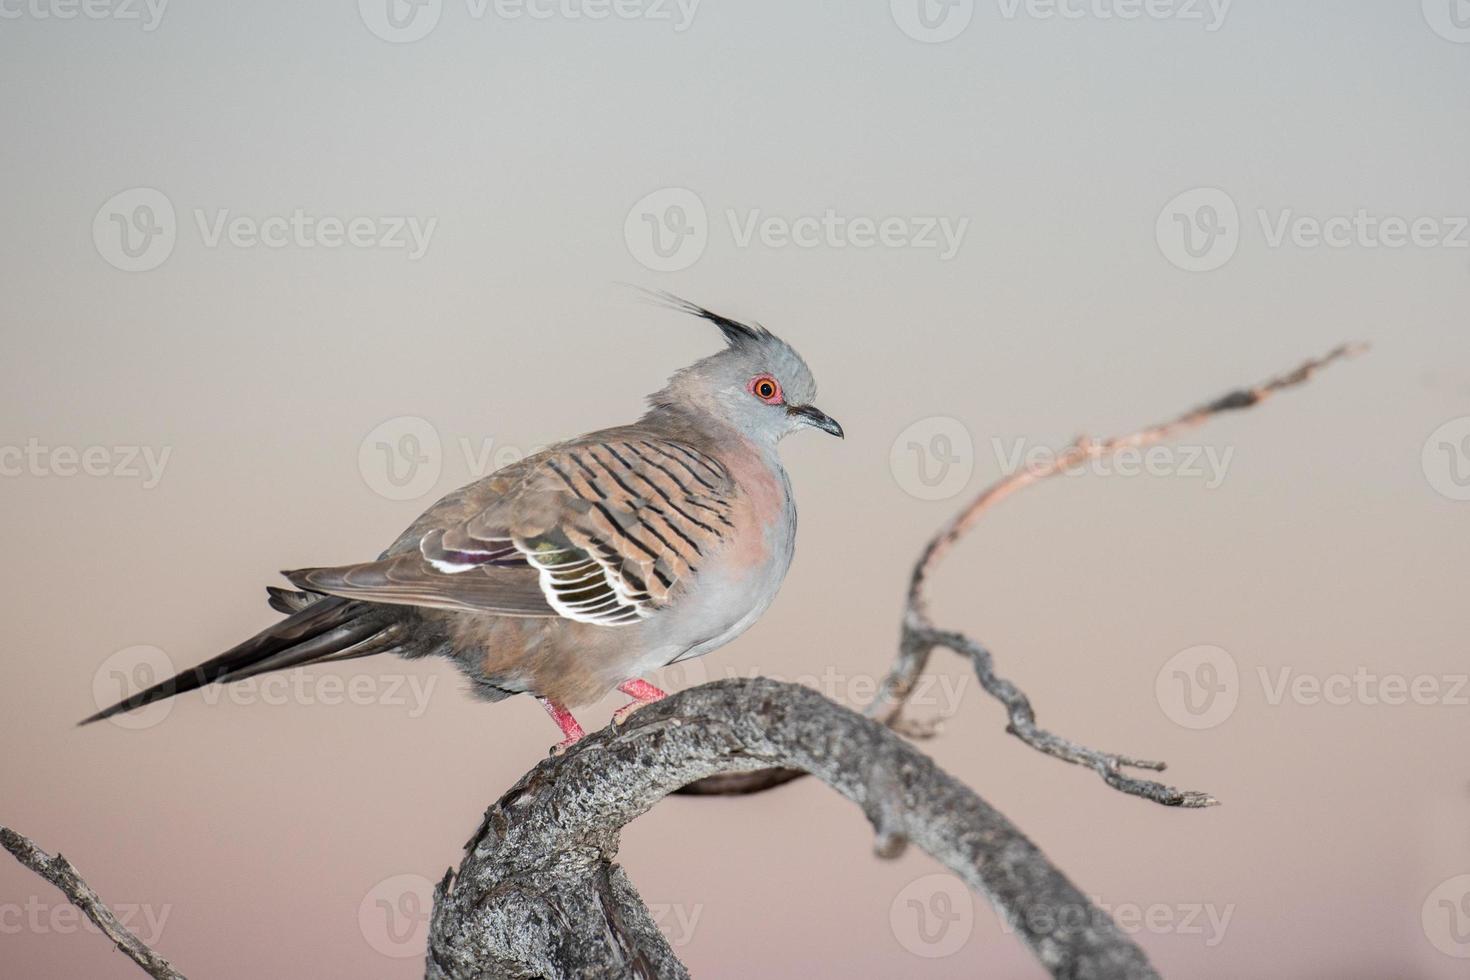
[639,289,772,347]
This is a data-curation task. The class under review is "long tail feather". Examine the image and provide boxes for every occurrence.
[78,595,393,725]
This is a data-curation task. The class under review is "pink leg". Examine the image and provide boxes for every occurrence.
[538,697,586,755]
[612,679,668,726]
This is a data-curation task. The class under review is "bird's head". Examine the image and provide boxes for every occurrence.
[644,294,843,447]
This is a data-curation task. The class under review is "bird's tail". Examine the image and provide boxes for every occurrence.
[79,590,405,725]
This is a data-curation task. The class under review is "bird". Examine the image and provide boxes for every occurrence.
[81,295,843,751]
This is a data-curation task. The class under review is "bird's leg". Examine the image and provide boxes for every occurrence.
[611,679,668,726]
[538,697,586,755]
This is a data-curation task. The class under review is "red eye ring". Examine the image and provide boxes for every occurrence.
[748,375,783,404]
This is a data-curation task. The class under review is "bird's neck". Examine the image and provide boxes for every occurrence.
[638,403,785,466]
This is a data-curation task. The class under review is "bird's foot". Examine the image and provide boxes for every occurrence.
[610,704,642,727]
[538,697,586,756]
[611,679,668,727]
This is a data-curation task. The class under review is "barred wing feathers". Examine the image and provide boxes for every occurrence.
[286,437,736,626]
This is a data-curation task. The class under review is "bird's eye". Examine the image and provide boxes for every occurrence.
[748,375,783,404]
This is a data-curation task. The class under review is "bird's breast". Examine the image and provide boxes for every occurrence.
[640,450,795,672]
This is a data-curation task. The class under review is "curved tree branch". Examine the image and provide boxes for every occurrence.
[899,343,1367,625]
[688,344,1365,801]
[428,678,1160,980]
[0,826,185,980]
[8,345,1367,979]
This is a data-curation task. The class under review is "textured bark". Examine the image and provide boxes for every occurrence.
[427,678,1160,980]
[5,344,1366,979]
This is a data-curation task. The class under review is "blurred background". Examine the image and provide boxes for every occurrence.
[2,1,1467,976]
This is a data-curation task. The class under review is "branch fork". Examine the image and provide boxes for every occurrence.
[5,344,1364,979]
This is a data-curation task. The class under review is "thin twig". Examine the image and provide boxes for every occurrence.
[0,826,185,980]
[691,344,1366,801]
[916,628,1217,807]
[902,343,1368,625]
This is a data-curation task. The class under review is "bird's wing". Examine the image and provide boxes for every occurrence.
[286,436,738,625]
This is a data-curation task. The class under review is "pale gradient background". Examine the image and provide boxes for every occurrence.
[3,1,1468,977]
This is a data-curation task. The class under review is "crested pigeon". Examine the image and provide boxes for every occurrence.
[82,296,843,750]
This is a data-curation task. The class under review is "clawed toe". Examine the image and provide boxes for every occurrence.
[611,679,668,728]
[549,734,583,757]
[611,702,644,727]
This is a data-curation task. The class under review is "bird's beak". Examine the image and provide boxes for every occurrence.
[787,404,844,439]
